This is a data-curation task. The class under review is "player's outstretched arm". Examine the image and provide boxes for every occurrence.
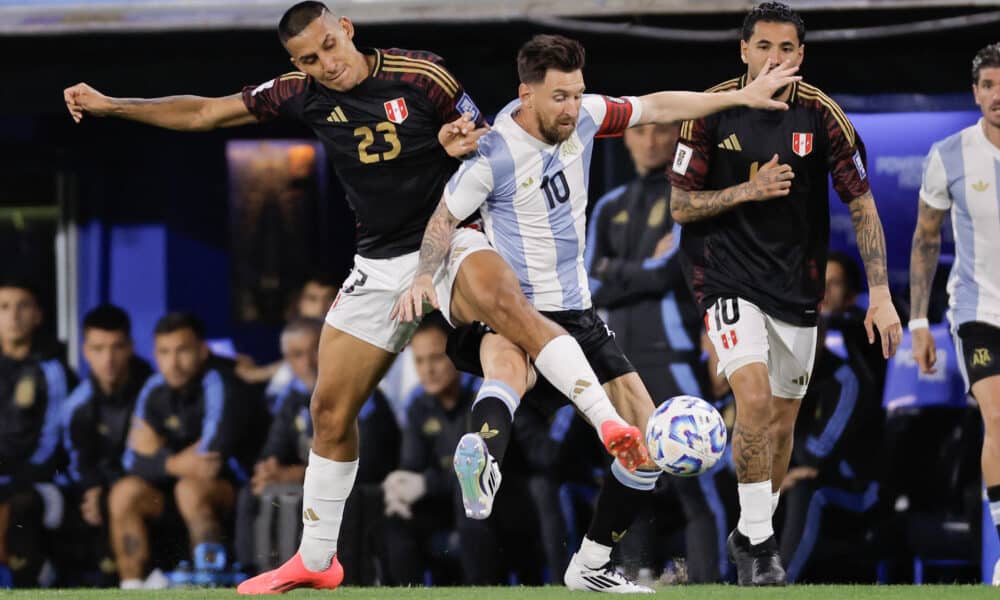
[908,198,948,373]
[64,82,256,131]
[392,198,460,322]
[671,154,793,224]
[848,191,902,358]
[635,59,800,125]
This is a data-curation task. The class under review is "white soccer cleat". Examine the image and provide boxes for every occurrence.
[564,552,654,594]
[992,558,1000,586]
[453,433,501,520]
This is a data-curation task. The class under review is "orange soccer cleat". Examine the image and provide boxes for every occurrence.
[600,420,650,472]
[236,552,343,595]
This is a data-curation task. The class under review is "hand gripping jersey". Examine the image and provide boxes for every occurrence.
[241,48,484,259]
[444,94,642,312]
[670,76,870,326]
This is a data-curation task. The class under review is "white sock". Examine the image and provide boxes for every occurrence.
[120,579,143,590]
[736,480,774,545]
[534,335,625,436]
[577,536,612,569]
[298,450,358,572]
[772,491,780,516]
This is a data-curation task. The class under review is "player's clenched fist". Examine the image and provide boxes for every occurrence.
[63,82,114,123]
[747,153,795,201]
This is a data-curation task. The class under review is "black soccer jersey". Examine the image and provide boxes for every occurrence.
[670,76,870,326]
[241,48,484,259]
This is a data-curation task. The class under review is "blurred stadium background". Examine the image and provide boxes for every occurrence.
[1,0,999,592]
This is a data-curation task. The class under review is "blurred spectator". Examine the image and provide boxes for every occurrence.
[382,314,540,585]
[237,272,339,391]
[110,313,263,589]
[59,305,153,585]
[821,252,886,394]
[587,123,726,582]
[777,317,882,582]
[0,277,76,587]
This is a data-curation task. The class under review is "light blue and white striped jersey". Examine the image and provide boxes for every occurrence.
[445,94,642,312]
[920,119,1000,330]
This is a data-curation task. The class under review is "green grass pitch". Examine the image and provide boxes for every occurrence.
[2,586,997,599]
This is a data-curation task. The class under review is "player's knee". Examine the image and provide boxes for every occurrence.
[310,399,356,447]
[736,388,772,422]
[483,349,530,391]
[983,407,1000,439]
[108,476,146,517]
[173,478,208,513]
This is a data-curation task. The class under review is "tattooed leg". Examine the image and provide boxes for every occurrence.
[108,476,164,581]
[729,364,775,483]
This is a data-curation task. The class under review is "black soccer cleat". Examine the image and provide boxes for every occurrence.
[749,536,787,586]
[726,529,754,586]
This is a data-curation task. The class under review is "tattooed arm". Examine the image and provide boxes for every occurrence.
[909,199,947,321]
[671,153,794,224]
[848,191,902,358]
[848,191,889,288]
[908,198,948,373]
[392,197,461,322]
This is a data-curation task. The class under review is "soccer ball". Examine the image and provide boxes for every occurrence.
[645,395,727,477]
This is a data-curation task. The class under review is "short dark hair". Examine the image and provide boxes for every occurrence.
[972,42,1000,85]
[278,1,329,45]
[0,275,40,304]
[413,311,451,338]
[154,312,206,340]
[827,251,863,297]
[742,2,805,44]
[303,270,338,290]
[83,304,131,337]
[517,34,586,85]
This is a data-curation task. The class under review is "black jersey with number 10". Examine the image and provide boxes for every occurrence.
[670,76,870,327]
[241,47,485,259]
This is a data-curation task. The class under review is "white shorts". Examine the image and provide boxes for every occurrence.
[704,297,818,400]
[325,228,494,353]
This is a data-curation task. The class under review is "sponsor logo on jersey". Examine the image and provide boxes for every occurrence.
[648,198,667,227]
[326,106,348,123]
[672,143,693,175]
[972,180,990,192]
[792,132,813,157]
[613,210,629,224]
[717,133,742,151]
[455,92,481,122]
[422,417,442,435]
[852,150,867,180]
[14,376,35,408]
[165,415,181,431]
[384,97,409,124]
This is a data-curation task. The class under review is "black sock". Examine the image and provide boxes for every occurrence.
[587,463,659,548]
[987,485,1000,541]
[471,395,513,465]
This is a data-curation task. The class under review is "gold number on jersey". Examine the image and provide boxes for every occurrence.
[354,121,402,164]
[377,122,402,161]
[749,161,759,180]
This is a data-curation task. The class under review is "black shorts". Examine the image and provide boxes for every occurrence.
[446,307,636,386]
[957,321,1000,391]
